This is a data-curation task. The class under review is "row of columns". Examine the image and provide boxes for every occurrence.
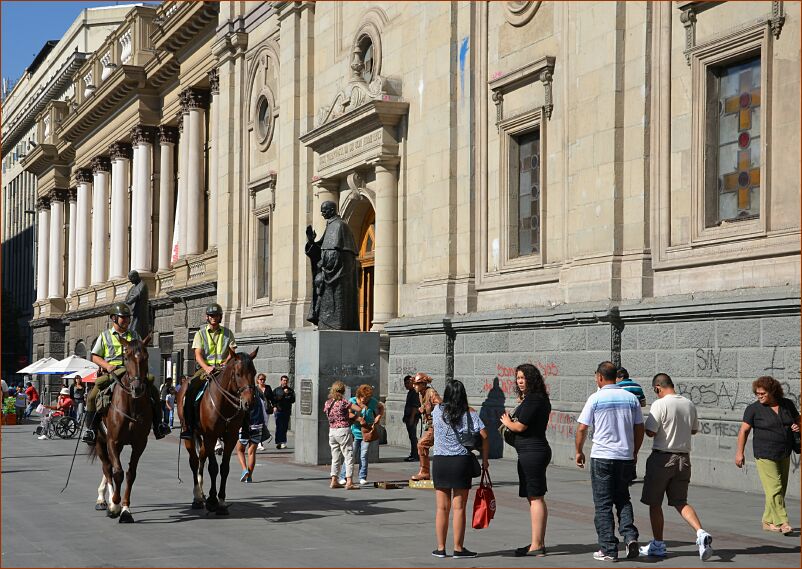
[35,80,216,303]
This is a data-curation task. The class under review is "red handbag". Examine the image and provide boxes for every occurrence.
[472,469,496,529]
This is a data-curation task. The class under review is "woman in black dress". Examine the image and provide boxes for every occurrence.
[499,363,551,556]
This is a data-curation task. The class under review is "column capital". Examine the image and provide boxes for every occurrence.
[36,196,51,210]
[208,68,219,96]
[181,87,210,112]
[159,125,179,145]
[68,187,78,202]
[75,168,94,183]
[369,157,401,171]
[49,188,68,203]
[131,125,157,146]
[91,156,111,173]
[109,142,133,161]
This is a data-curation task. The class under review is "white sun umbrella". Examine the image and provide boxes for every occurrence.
[17,356,58,375]
[37,355,99,375]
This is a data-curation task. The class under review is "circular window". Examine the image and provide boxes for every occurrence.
[256,96,271,142]
[358,36,374,83]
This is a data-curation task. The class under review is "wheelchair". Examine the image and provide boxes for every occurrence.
[33,411,79,439]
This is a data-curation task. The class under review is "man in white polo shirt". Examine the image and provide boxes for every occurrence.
[576,361,644,562]
[639,373,714,561]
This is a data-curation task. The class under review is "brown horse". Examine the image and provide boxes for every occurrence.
[90,334,153,523]
[177,348,258,515]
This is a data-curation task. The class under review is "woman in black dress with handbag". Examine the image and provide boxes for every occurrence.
[499,363,551,556]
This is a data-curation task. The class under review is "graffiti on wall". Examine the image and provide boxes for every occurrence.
[482,359,559,397]
[546,411,578,439]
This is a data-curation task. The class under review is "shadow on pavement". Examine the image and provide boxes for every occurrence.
[131,493,416,524]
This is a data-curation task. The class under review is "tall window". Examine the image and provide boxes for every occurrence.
[510,129,541,257]
[256,216,270,299]
[706,55,761,226]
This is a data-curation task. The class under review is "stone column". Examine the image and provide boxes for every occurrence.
[91,157,111,285]
[185,88,208,256]
[35,197,50,301]
[371,160,400,330]
[109,143,132,279]
[208,68,219,249]
[130,125,155,273]
[312,178,340,237]
[74,169,93,290]
[158,125,178,270]
[175,104,189,260]
[48,190,66,299]
[66,188,77,295]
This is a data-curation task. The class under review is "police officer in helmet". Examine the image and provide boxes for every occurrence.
[179,302,238,440]
[82,303,168,444]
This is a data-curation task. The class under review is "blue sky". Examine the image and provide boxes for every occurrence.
[1,1,143,85]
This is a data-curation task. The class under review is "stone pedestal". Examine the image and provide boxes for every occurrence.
[294,330,380,466]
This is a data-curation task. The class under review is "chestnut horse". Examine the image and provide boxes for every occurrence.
[177,348,258,515]
[91,334,153,523]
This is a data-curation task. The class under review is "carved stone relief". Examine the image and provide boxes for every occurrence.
[504,1,542,27]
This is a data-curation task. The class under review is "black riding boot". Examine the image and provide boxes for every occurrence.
[180,398,194,440]
[81,410,99,445]
[152,401,167,439]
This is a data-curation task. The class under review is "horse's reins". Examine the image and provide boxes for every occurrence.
[110,370,148,423]
[206,369,254,424]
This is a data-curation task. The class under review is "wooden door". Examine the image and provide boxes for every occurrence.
[357,212,375,332]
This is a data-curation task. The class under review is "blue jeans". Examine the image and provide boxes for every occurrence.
[23,401,39,418]
[340,438,371,481]
[274,411,290,445]
[590,458,638,557]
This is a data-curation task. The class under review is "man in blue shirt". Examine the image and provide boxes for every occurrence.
[617,367,646,407]
[576,361,644,561]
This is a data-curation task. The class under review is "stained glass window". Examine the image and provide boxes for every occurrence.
[710,56,760,225]
[511,129,541,257]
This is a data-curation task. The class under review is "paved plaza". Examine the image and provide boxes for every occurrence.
[2,422,800,568]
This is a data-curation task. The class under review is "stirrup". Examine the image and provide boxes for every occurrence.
[82,429,96,445]
[179,428,193,440]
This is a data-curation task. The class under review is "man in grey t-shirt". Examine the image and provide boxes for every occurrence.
[639,373,714,561]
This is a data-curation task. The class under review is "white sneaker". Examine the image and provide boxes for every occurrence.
[37,434,48,440]
[338,478,346,485]
[697,531,713,561]
[256,443,265,451]
[639,540,666,558]
[359,479,368,485]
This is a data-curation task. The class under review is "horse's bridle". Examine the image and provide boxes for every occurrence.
[110,342,149,422]
[206,361,255,424]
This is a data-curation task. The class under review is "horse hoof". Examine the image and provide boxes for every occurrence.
[119,511,134,524]
[107,509,120,519]
[216,506,229,516]
[191,500,205,510]
[95,502,107,511]
[205,498,219,513]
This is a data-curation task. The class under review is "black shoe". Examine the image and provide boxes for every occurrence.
[180,429,193,440]
[404,456,417,462]
[153,424,167,440]
[432,549,447,558]
[453,549,477,559]
[626,541,640,559]
[82,429,96,445]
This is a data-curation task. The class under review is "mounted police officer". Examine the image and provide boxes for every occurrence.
[179,303,238,440]
[82,303,168,445]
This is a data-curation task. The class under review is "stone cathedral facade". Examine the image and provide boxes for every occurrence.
[22,1,800,494]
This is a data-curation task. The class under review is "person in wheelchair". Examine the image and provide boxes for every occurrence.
[37,388,74,440]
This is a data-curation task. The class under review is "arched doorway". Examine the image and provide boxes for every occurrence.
[357,210,375,332]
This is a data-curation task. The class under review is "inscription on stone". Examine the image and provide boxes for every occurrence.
[300,378,313,415]
[318,130,383,169]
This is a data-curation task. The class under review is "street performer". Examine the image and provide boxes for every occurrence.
[411,372,442,481]
[82,303,167,445]
[179,303,238,440]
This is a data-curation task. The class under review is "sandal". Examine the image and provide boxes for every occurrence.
[779,523,793,534]
[344,483,360,490]
[762,521,782,532]
[330,481,344,489]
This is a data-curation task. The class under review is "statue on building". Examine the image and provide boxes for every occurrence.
[125,270,150,339]
[305,201,359,330]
